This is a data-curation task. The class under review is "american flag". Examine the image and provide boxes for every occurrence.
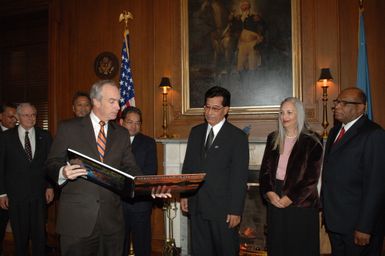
[119,31,135,110]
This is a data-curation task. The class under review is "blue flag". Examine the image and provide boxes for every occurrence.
[119,31,136,110]
[356,9,372,120]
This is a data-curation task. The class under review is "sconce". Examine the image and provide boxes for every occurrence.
[159,77,172,138]
[318,68,333,139]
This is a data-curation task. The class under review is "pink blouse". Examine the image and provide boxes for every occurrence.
[275,136,297,180]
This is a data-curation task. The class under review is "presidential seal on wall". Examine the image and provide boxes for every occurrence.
[94,52,119,79]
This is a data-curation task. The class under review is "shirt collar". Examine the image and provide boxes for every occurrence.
[342,114,363,132]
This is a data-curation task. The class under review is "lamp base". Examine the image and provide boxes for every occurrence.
[159,134,173,139]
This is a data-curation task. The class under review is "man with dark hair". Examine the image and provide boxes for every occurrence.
[0,103,53,256]
[72,91,92,117]
[0,103,17,256]
[119,106,157,256]
[322,87,385,256]
[181,86,249,255]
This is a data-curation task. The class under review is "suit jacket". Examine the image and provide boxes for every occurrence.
[123,132,157,212]
[46,116,141,237]
[0,126,52,202]
[259,131,323,208]
[322,115,385,235]
[182,121,249,220]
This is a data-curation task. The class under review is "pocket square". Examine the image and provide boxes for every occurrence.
[214,145,219,149]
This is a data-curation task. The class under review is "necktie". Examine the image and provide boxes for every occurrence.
[25,131,32,161]
[205,128,214,152]
[97,121,107,162]
[334,127,345,144]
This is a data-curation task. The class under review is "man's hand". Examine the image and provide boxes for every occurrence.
[63,163,87,180]
[278,195,293,208]
[354,230,371,246]
[180,198,188,213]
[45,188,54,204]
[151,185,172,198]
[266,191,284,208]
[0,196,9,210]
[226,214,241,228]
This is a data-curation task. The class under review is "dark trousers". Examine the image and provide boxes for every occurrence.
[190,213,239,256]
[8,198,46,256]
[60,210,124,256]
[122,209,152,256]
[0,209,8,254]
[328,231,384,256]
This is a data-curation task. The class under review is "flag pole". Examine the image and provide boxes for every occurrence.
[118,10,136,110]
[119,11,133,59]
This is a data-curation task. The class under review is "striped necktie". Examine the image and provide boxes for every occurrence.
[97,121,107,162]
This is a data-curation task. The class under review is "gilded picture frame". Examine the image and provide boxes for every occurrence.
[181,0,301,115]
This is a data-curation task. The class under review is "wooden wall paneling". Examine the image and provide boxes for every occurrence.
[365,0,385,126]
[338,0,358,91]
[127,0,155,137]
[300,0,319,130]
[314,0,340,133]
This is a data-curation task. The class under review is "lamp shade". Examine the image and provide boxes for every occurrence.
[159,77,172,89]
[318,68,333,81]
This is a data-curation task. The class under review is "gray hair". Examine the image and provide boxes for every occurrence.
[273,97,319,153]
[16,102,36,115]
[89,80,118,103]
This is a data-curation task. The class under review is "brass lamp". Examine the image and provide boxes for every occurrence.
[318,68,333,139]
[159,77,172,138]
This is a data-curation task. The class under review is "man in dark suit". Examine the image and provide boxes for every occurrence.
[322,87,385,256]
[119,106,157,256]
[181,86,249,256]
[46,80,169,256]
[0,103,18,256]
[0,103,54,256]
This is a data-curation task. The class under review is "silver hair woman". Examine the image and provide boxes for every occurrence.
[273,97,321,153]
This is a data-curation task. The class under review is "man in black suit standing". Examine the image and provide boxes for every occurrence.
[322,87,385,256]
[0,103,17,256]
[46,80,168,256]
[0,103,54,256]
[181,86,249,256]
[119,106,157,256]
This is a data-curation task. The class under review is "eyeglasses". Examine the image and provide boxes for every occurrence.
[333,99,364,107]
[123,120,141,126]
[203,105,224,112]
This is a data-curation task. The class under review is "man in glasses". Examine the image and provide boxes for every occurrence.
[181,86,249,255]
[322,87,385,256]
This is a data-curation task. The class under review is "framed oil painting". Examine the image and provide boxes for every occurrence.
[181,0,301,115]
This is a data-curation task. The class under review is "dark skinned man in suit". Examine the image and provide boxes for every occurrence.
[0,103,53,256]
[181,86,249,256]
[322,87,385,256]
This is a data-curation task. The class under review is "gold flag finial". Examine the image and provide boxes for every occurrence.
[359,0,364,10]
[119,11,134,32]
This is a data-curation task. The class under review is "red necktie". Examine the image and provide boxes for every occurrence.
[334,127,345,143]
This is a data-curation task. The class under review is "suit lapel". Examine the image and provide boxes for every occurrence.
[33,127,43,161]
[104,121,117,158]
[11,128,30,162]
[329,116,366,155]
[81,117,100,159]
